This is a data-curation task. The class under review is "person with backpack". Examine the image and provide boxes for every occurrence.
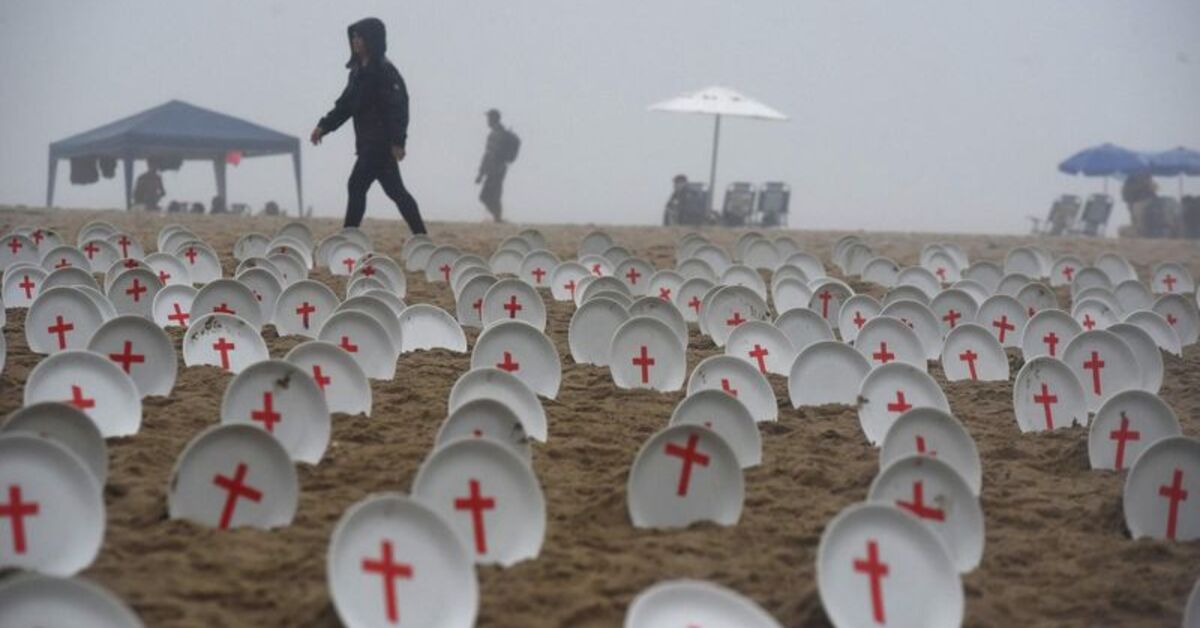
[310,17,427,235]
[476,108,519,222]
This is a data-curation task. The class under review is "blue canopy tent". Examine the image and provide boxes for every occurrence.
[47,100,302,211]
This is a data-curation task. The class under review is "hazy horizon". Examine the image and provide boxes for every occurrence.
[2,1,1198,234]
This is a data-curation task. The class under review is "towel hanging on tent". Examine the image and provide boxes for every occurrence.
[69,157,99,185]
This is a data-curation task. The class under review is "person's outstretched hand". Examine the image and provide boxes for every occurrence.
[310,127,324,145]
[392,146,406,161]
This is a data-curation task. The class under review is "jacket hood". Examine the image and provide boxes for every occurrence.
[346,17,387,68]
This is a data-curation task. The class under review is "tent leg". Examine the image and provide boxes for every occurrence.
[213,158,227,210]
[46,154,57,207]
[123,157,134,210]
[708,114,721,211]
[292,149,304,216]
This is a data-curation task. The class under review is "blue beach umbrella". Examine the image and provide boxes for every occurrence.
[1148,147,1200,195]
[1058,143,1150,194]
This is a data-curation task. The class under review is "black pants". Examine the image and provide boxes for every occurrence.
[345,151,427,234]
[479,166,506,221]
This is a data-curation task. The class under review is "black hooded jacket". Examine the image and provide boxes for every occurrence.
[317,18,410,153]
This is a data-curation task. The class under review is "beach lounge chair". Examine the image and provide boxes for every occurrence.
[1069,194,1112,237]
[1029,195,1080,236]
[664,183,710,226]
[722,182,756,227]
[755,181,790,227]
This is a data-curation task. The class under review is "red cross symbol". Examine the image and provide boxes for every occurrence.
[342,258,356,274]
[361,264,377,277]
[82,242,100,259]
[47,314,74,350]
[896,480,946,521]
[212,462,263,530]
[212,337,236,370]
[531,267,546,284]
[361,540,413,624]
[183,247,199,264]
[1033,383,1057,430]
[1162,274,1177,293]
[295,302,316,329]
[125,278,148,302]
[915,435,936,457]
[67,384,95,410]
[1027,306,1037,318]
[339,336,359,353]
[122,259,138,269]
[688,296,702,314]
[748,344,770,374]
[632,345,656,383]
[212,302,235,315]
[942,309,961,328]
[7,237,22,254]
[496,351,520,372]
[726,311,746,327]
[250,392,282,433]
[564,279,577,298]
[168,303,190,326]
[853,311,867,329]
[664,433,710,497]
[503,295,523,319]
[1109,412,1141,470]
[108,340,145,374]
[116,235,132,258]
[992,315,1015,343]
[625,267,642,285]
[18,275,35,299]
[872,342,895,365]
[438,263,451,283]
[817,290,834,319]
[1083,350,1106,395]
[0,485,39,554]
[1158,468,1189,540]
[312,365,332,391]
[158,269,171,283]
[454,479,496,555]
[591,263,603,276]
[31,229,44,244]
[472,298,483,316]
[1167,313,1178,326]
[853,539,889,625]
[721,378,738,397]
[958,349,979,380]
[54,258,71,269]
[659,287,672,301]
[1043,331,1060,357]
[886,391,912,414]
[1081,314,1096,331]
[935,267,947,281]
[1062,266,1075,282]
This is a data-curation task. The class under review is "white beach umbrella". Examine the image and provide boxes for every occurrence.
[649,86,788,208]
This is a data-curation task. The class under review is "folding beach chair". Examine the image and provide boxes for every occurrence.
[754,182,790,227]
[1069,194,1113,237]
[722,182,756,227]
[1029,195,1080,235]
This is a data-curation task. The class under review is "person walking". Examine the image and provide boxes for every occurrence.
[476,109,519,222]
[311,17,427,235]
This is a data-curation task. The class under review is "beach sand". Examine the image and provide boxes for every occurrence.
[1,206,1198,627]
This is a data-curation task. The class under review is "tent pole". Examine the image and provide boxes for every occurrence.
[293,149,304,216]
[122,157,134,210]
[213,158,227,210]
[46,153,57,207]
[708,114,721,211]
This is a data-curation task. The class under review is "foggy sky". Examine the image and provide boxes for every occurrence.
[2,0,1198,234]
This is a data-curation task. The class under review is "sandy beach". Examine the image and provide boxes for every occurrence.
[1,205,1198,627]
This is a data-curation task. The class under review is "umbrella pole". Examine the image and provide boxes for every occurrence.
[709,114,721,211]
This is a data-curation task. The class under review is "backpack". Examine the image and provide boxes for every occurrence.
[499,128,521,164]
